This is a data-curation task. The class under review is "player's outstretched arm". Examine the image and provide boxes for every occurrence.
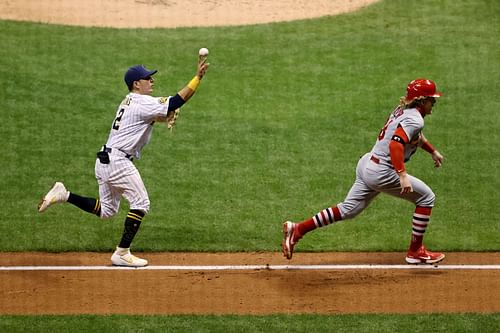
[177,58,209,102]
[156,57,209,129]
[164,57,209,113]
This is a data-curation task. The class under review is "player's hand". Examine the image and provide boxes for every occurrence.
[197,58,209,79]
[432,150,444,168]
[398,172,413,194]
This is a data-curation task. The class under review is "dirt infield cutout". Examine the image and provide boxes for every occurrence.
[0,0,379,28]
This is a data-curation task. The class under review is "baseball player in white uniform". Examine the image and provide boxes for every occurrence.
[282,79,445,264]
[38,58,209,266]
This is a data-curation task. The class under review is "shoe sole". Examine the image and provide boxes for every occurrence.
[38,182,64,213]
[282,222,293,260]
[405,254,445,265]
[38,195,54,213]
[37,199,47,212]
[111,254,148,267]
[111,263,148,267]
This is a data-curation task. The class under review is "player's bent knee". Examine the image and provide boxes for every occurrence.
[131,200,150,215]
[99,212,114,219]
[341,210,361,220]
[99,206,118,219]
[100,211,116,219]
[338,203,364,220]
[133,208,148,216]
[416,191,435,207]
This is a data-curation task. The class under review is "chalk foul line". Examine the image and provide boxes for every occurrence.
[1,264,499,271]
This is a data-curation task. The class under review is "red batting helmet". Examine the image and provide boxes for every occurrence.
[404,79,442,103]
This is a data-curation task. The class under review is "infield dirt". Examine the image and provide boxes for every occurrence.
[1,252,499,314]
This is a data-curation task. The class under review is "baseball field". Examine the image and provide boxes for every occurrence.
[1,0,499,331]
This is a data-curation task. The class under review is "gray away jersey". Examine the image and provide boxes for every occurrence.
[370,106,424,166]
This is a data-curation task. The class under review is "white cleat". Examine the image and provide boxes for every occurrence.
[111,247,148,267]
[38,182,69,213]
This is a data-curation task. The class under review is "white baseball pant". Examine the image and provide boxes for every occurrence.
[94,151,150,219]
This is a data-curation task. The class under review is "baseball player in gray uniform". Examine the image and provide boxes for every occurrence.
[38,57,209,267]
[282,79,445,264]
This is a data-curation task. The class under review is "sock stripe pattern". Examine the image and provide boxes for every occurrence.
[127,211,144,222]
[412,207,431,236]
[313,207,337,228]
[93,199,101,216]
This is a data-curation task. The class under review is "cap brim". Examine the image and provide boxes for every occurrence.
[142,69,157,78]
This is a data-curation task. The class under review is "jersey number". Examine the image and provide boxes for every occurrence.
[378,107,404,140]
[378,119,393,140]
[112,108,125,130]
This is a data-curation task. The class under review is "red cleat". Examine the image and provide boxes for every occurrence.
[282,221,302,260]
[405,245,445,264]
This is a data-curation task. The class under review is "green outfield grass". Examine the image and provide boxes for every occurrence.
[1,314,499,333]
[1,0,499,253]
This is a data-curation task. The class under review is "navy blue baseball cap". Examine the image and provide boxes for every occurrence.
[124,65,158,90]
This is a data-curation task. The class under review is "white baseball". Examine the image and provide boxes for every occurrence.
[199,48,209,57]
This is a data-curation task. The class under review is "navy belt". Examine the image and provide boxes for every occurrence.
[103,146,133,161]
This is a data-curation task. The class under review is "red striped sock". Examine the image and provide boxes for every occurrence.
[409,206,432,252]
[298,206,342,235]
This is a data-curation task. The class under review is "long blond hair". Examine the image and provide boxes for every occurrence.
[399,96,427,109]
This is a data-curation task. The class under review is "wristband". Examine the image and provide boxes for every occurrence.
[421,141,436,154]
[187,76,200,91]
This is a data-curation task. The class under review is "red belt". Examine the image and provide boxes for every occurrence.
[370,155,380,164]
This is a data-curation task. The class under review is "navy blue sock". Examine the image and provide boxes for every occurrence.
[67,193,101,217]
[118,210,145,248]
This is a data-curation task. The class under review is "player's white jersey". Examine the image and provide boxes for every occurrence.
[105,93,170,159]
[370,106,424,165]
